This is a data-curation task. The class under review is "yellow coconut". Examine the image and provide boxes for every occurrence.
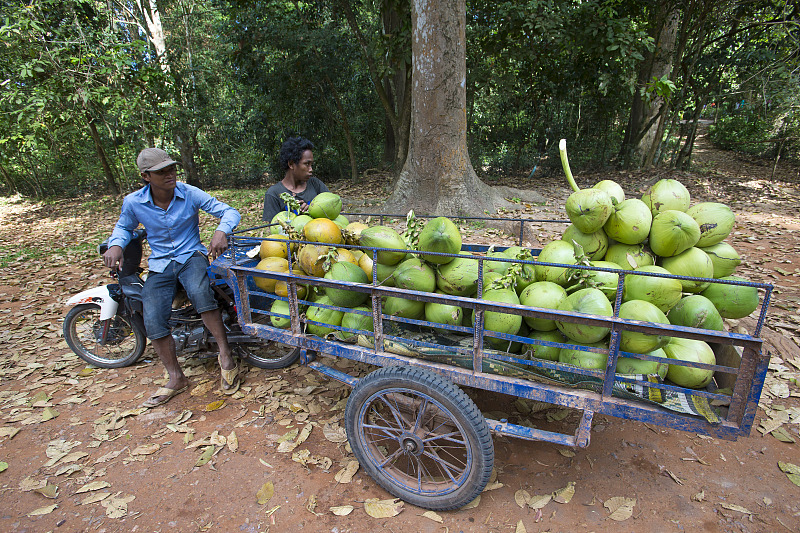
[298,244,332,278]
[275,268,309,299]
[254,257,290,292]
[259,234,290,259]
[334,248,359,266]
[304,218,343,245]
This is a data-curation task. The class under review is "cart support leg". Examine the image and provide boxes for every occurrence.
[575,410,594,448]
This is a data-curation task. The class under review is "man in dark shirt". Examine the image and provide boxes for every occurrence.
[262,137,329,223]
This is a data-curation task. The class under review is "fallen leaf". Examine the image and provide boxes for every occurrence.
[516,520,527,533]
[204,399,225,412]
[41,407,59,422]
[483,481,504,491]
[692,490,706,502]
[195,446,216,467]
[27,504,58,516]
[422,510,443,523]
[81,492,111,505]
[334,460,360,483]
[102,493,135,518]
[259,459,273,468]
[35,484,58,498]
[364,498,403,518]
[306,494,321,516]
[527,494,552,509]
[330,505,354,516]
[227,431,239,453]
[0,427,20,439]
[76,480,111,493]
[0,461,7,473]
[257,481,275,505]
[19,477,46,492]
[552,481,575,504]
[664,469,684,485]
[191,381,215,396]
[323,423,348,443]
[720,503,752,515]
[558,449,576,458]
[605,496,636,521]
[514,489,531,508]
[131,443,160,456]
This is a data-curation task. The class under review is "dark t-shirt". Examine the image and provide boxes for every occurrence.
[262,177,330,222]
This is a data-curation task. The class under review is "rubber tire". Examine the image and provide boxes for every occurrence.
[237,341,302,369]
[63,304,146,368]
[344,365,493,511]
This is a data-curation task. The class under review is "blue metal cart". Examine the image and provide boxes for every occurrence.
[209,214,772,511]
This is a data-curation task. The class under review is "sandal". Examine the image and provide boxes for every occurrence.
[220,364,241,395]
[141,385,188,408]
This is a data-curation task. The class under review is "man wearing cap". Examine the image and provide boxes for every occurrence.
[103,148,242,408]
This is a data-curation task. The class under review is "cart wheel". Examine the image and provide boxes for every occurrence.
[345,365,493,511]
[236,341,301,369]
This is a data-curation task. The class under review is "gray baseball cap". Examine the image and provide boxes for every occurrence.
[137,148,178,173]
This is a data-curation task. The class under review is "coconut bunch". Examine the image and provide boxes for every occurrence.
[540,141,763,388]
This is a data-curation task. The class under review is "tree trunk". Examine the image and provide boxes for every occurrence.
[384,0,520,216]
[177,132,200,187]
[325,75,358,180]
[619,2,679,168]
[86,112,120,195]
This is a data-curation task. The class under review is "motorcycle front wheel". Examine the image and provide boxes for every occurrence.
[64,304,146,368]
[236,341,301,369]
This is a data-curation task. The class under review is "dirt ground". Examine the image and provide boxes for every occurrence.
[1,134,799,533]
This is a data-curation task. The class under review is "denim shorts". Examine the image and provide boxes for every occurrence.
[142,252,218,340]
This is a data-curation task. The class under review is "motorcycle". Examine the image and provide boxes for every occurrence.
[62,229,300,370]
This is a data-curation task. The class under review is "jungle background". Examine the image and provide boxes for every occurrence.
[0,0,797,200]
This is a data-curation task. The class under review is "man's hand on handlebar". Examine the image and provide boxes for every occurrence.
[209,230,229,261]
[103,245,124,271]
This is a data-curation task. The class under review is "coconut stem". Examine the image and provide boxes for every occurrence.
[559,139,580,193]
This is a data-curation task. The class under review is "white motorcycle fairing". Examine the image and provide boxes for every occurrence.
[66,285,119,321]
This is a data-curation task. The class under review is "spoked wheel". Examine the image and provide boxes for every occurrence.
[345,365,493,511]
[236,340,301,369]
[63,304,146,368]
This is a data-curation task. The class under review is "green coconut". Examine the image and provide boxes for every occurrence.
[336,306,374,340]
[392,257,437,293]
[476,287,523,350]
[649,210,701,257]
[522,329,566,362]
[307,192,343,219]
[664,337,716,389]
[425,295,464,331]
[667,295,725,331]
[535,240,577,286]
[359,226,408,265]
[561,224,609,260]
[660,247,714,293]
[332,214,350,229]
[565,188,614,233]
[502,246,537,292]
[642,179,691,215]
[616,348,669,379]
[270,299,292,329]
[417,217,462,264]
[618,299,671,354]
[622,265,683,313]
[306,296,345,337]
[558,341,609,370]
[357,253,398,286]
[605,243,655,270]
[700,242,742,278]
[556,288,613,343]
[582,260,621,301]
[700,276,759,319]
[436,252,479,296]
[383,296,425,320]
[593,180,625,204]
[518,281,567,331]
[270,211,296,235]
[324,261,369,308]
[603,198,653,245]
[687,202,735,247]
[290,214,314,233]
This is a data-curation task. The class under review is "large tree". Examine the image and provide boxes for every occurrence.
[384,0,539,216]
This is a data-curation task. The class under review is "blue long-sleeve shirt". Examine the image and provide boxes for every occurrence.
[108,182,241,273]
